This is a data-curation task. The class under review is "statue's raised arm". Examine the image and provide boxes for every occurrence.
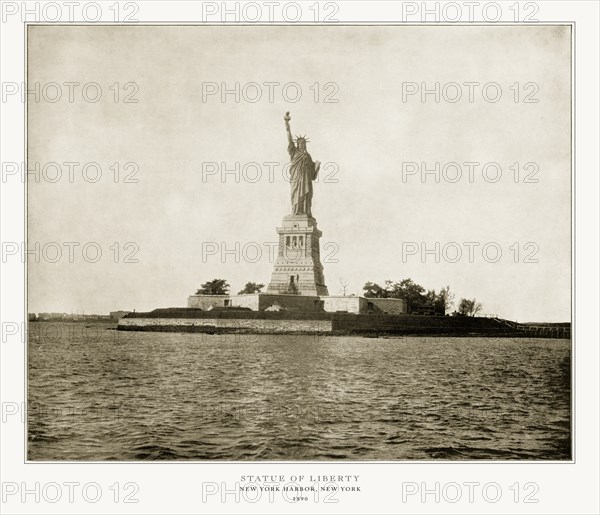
[284,111,295,155]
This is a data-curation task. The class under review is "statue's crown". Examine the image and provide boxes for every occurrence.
[294,134,309,143]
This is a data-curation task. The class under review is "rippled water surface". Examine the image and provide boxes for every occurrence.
[28,323,571,460]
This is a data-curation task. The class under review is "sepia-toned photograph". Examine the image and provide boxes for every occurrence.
[26,23,572,463]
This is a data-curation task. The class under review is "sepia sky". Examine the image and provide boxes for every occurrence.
[27,24,571,322]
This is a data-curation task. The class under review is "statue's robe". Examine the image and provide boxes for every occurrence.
[288,142,317,216]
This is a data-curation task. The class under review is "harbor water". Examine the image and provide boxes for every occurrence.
[28,323,571,460]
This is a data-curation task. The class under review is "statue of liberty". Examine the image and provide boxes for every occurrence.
[284,112,321,217]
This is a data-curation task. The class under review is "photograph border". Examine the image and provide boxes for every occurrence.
[22,20,575,466]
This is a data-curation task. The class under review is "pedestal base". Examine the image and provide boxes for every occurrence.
[266,214,329,296]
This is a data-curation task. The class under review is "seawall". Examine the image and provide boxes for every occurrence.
[117,309,569,338]
[118,317,332,334]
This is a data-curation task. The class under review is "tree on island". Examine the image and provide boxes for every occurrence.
[362,279,454,315]
[457,298,483,317]
[362,281,391,299]
[438,286,455,312]
[196,279,229,295]
[388,279,426,312]
[238,282,265,294]
[426,285,455,314]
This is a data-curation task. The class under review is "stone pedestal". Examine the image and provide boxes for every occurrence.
[266,214,329,296]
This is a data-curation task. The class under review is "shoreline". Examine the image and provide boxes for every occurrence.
[115,325,542,339]
[116,309,571,339]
